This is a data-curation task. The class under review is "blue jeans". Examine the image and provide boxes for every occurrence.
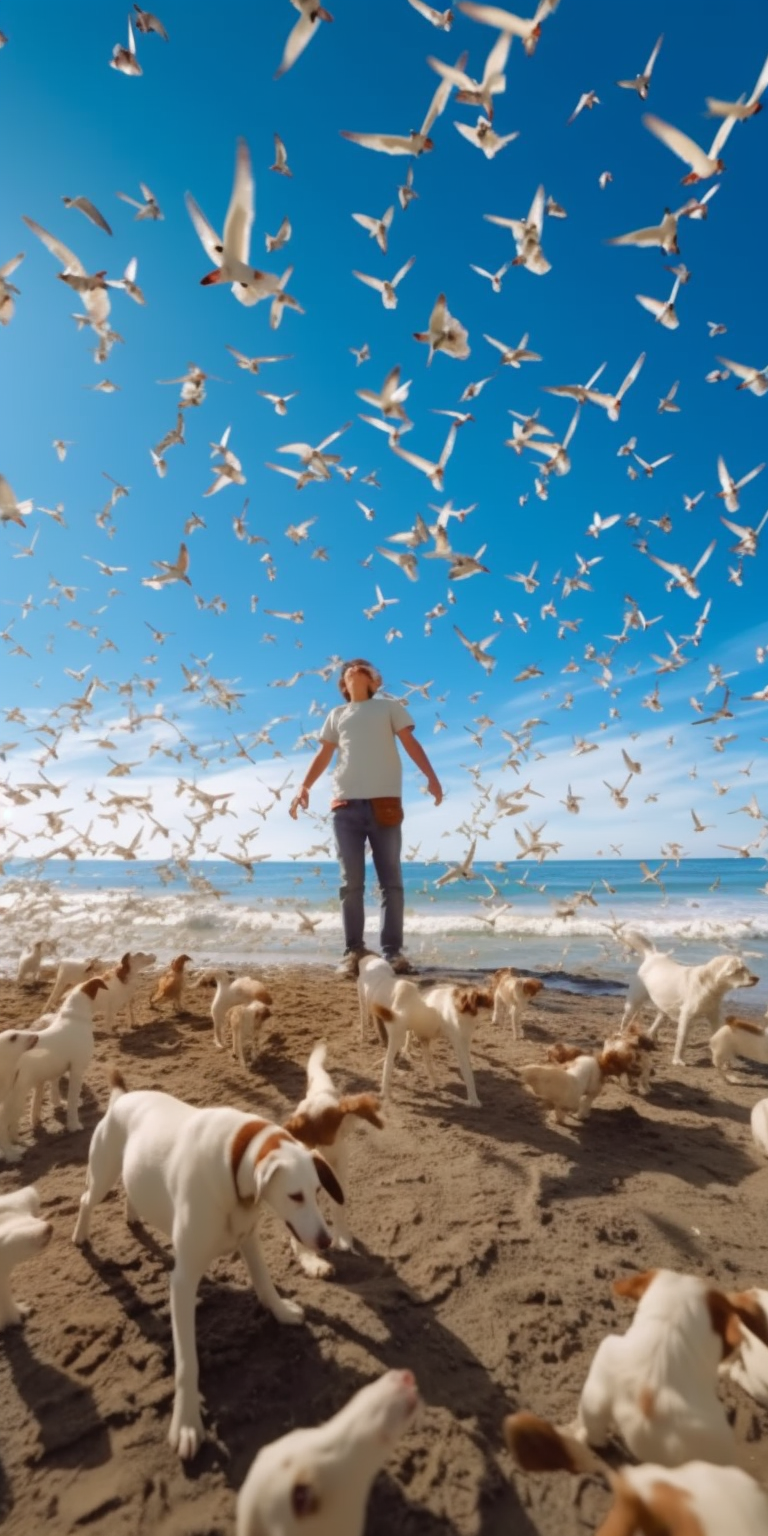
[332,800,404,958]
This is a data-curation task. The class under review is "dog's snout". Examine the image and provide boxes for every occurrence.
[746,973,760,987]
[316,1228,332,1251]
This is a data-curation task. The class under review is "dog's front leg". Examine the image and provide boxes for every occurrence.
[451,1031,480,1108]
[65,1070,85,1132]
[239,1230,305,1324]
[646,1011,666,1040]
[380,1027,401,1100]
[326,1144,353,1250]
[0,1107,23,1164]
[672,1011,693,1068]
[168,1258,206,1459]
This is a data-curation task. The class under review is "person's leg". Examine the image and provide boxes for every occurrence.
[332,802,367,954]
[367,808,405,959]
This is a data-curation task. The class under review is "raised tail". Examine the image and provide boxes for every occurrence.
[108,1066,128,1103]
[503,1413,606,1479]
[337,1092,384,1131]
[621,929,655,958]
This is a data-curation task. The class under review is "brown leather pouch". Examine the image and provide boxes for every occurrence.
[370,796,404,826]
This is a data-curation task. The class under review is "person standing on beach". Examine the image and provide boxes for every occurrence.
[289,659,443,976]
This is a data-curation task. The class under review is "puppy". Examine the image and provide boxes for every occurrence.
[621,930,759,1066]
[721,1287,768,1408]
[599,1027,656,1095]
[45,956,107,1010]
[16,939,55,987]
[520,1054,604,1123]
[150,953,193,1012]
[504,1412,768,1536]
[5,977,108,1142]
[568,1267,768,1466]
[284,1042,383,1276]
[488,968,544,1038]
[236,1369,419,1536]
[73,1069,344,1460]
[196,968,273,1050]
[100,950,157,1030]
[230,1000,272,1070]
[752,1097,768,1157]
[374,982,492,1107]
[710,1014,768,1081]
[0,1029,40,1160]
[356,953,397,1044]
[0,1186,53,1328]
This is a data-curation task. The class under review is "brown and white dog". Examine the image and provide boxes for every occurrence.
[0,1186,53,1329]
[372,981,493,1108]
[720,1286,768,1409]
[488,968,544,1038]
[504,1411,768,1536]
[229,1000,273,1070]
[521,1051,604,1123]
[710,1014,768,1081]
[73,1070,344,1460]
[5,977,108,1143]
[150,954,193,1012]
[196,968,273,1051]
[620,931,759,1067]
[100,950,157,1031]
[600,1026,657,1095]
[284,1042,383,1276]
[45,956,108,1010]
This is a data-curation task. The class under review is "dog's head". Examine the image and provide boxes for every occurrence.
[0,1214,53,1268]
[489,966,517,991]
[285,1094,384,1150]
[613,1268,763,1363]
[546,1041,582,1064]
[236,1370,419,1536]
[232,1122,343,1253]
[0,1029,40,1078]
[453,986,494,1016]
[171,953,192,973]
[710,955,760,995]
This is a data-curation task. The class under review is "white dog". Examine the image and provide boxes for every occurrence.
[229,1000,273,1070]
[100,950,157,1030]
[621,931,758,1066]
[505,1412,768,1536]
[283,1042,383,1276]
[73,1070,344,1460]
[568,1267,768,1466]
[356,953,398,1044]
[236,1369,419,1536]
[710,1014,768,1081]
[0,1029,40,1160]
[0,1186,53,1328]
[5,977,108,1143]
[488,968,544,1038]
[16,939,55,987]
[373,981,492,1107]
[520,1053,604,1123]
[45,956,108,1010]
[752,1098,768,1157]
[197,968,273,1051]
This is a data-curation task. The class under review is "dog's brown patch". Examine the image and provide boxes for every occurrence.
[638,1385,656,1419]
[726,1290,768,1348]
[115,953,131,982]
[371,1002,394,1023]
[81,976,108,1000]
[285,1094,384,1149]
[706,1288,744,1358]
[109,1066,128,1092]
[596,1478,677,1536]
[455,986,491,1015]
[599,1046,640,1080]
[230,1119,271,1184]
[638,1478,706,1536]
[613,1269,658,1302]
[523,978,543,998]
[503,1413,583,1473]
[256,1129,294,1165]
[725,1015,764,1036]
[547,1042,582,1064]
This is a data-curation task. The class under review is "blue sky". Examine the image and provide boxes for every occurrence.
[1,0,767,864]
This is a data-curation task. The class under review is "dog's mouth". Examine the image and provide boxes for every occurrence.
[743,973,760,988]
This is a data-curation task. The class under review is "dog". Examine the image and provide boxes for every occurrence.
[100,950,157,1030]
[236,1369,419,1536]
[150,953,193,1012]
[620,931,759,1066]
[520,1053,604,1123]
[196,968,273,1050]
[710,1014,768,1081]
[488,968,544,1038]
[283,1042,383,1276]
[599,1026,657,1095]
[504,1411,768,1536]
[752,1097,768,1157]
[567,1267,768,1466]
[5,978,108,1142]
[0,1186,53,1328]
[230,1000,272,1070]
[16,939,55,987]
[720,1287,768,1408]
[45,956,107,1010]
[373,982,492,1107]
[73,1069,344,1460]
[0,1029,40,1161]
[355,953,397,1044]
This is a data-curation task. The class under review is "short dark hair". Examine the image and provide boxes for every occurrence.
[338,659,381,702]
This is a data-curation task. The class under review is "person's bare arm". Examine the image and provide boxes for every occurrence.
[289,740,335,819]
[397,727,443,805]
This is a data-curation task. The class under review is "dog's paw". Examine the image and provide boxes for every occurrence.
[169,1399,204,1461]
[0,1145,23,1164]
[332,1234,354,1253]
[466,1095,481,1109]
[67,1118,84,1133]
[272,1297,305,1325]
[299,1252,334,1279]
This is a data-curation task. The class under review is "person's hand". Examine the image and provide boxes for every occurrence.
[426,775,443,807]
[289,787,309,820]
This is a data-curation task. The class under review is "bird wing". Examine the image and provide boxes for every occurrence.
[708,111,737,160]
[390,442,437,476]
[223,139,255,265]
[185,192,222,263]
[340,131,417,155]
[607,224,664,248]
[352,270,385,293]
[691,539,716,578]
[528,183,545,236]
[644,33,663,78]
[392,255,416,287]
[22,216,85,274]
[276,9,315,77]
[636,293,665,319]
[642,114,710,175]
[716,454,732,494]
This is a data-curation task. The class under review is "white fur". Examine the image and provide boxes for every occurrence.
[5,980,108,1144]
[0,1029,40,1161]
[520,1055,604,1122]
[0,1186,52,1328]
[236,1370,419,1536]
[377,981,490,1107]
[752,1097,768,1157]
[230,1000,271,1070]
[722,1288,768,1409]
[45,956,107,1010]
[199,968,272,1051]
[72,1079,343,1460]
[710,1017,768,1080]
[100,951,157,1030]
[620,931,759,1066]
[356,954,398,1044]
[16,939,55,987]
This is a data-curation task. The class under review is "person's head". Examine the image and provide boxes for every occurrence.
[338,659,382,702]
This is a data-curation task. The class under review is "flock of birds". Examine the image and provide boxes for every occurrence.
[1,0,768,957]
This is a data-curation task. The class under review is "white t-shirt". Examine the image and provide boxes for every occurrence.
[321,697,414,799]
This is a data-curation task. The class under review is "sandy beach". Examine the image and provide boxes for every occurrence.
[1,962,768,1536]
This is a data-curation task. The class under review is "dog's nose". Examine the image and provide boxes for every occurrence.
[316,1229,332,1251]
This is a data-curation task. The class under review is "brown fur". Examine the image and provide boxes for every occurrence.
[81,976,108,1000]
[613,1269,658,1302]
[599,1045,646,1082]
[725,1289,768,1349]
[115,952,131,983]
[230,1118,271,1183]
[638,1385,656,1420]
[109,1066,128,1092]
[724,1015,764,1036]
[489,967,517,990]
[171,953,192,973]
[547,1041,583,1064]
[285,1094,384,1149]
[522,978,544,998]
[255,1129,294,1165]
[503,1413,585,1473]
[311,1153,345,1205]
[454,986,493,1015]
[705,1289,745,1358]
[596,1483,673,1536]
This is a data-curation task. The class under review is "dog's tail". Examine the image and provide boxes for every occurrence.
[503,1413,606,1479]
[371,1002,394,1046]
[337,1092,384,1131]
[108,1066,128,1102]
[621,929,655,957]
[307,1040,328,1079]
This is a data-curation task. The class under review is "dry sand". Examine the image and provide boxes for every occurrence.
[1,964,768,1536]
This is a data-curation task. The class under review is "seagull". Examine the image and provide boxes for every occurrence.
[409,0,454,25]
[413,293,470,363]
[110,16,142,75]
[454,116,519,157]
[457,1,554,58]
[434,839,478,887]
[715,355,768,396]
[485,331,541,368]
[543,361,606,404]
[227,346,292,374]
[691,810,713,833]
[721,510,768,557]
[133,4,169,38]
[616,34,663,98]
[275,0,333,79]
[117,183,163,220]
[606,208,679,254]
[258,391,299,416]
[277,422,350,480]
[341,50,463,157]
[716,455,764,513]
[0,473,33,526]
[586,511,620,538]
[186,139,281,306]
[636,274,681,329]
[506,561,539,594]
[21,216,111,329]
[658,381,680,414]
[470,261,511,293]
[271,133,293,176]
[62,195,112,235]
[390,423,457,490]
[352,255,415,310]
[0,252,24,325]
[485,183,550,275]
[561,785,583,813]
[141,543,191,589]
[705,49,768,119]
[427,31,510,119]
[632,451,674,478]
[639,860,667,887]
[351,205,394,254]
[584,352,645,421]
[357,363,412,421]
[568,90,600,125]
[647,539,716,598]
[526,408,579,477]
[642,111,736,183]
[453,626,496,674]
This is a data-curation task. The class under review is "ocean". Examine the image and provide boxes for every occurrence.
[2,857,767,1005]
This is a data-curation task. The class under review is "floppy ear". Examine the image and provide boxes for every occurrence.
[455,988,477,1015]
[706,1288,745,1357]
[726,1291,768,1348]
[81,976,108,999]
[312,1153,344,1206]
[613,1269,657,1302]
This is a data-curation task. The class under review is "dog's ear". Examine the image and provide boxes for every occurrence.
[707,1288,746,1357]
[81,976,108,1000]
[338,1093,384,1131]
[455,988,478,1015]
[312,1152,344,1205]
[613,1269,657,1302]
[523,979,543,998]
[725,1291,768,1350]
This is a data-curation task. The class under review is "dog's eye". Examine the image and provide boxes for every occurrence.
[289,1192,305,1204]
